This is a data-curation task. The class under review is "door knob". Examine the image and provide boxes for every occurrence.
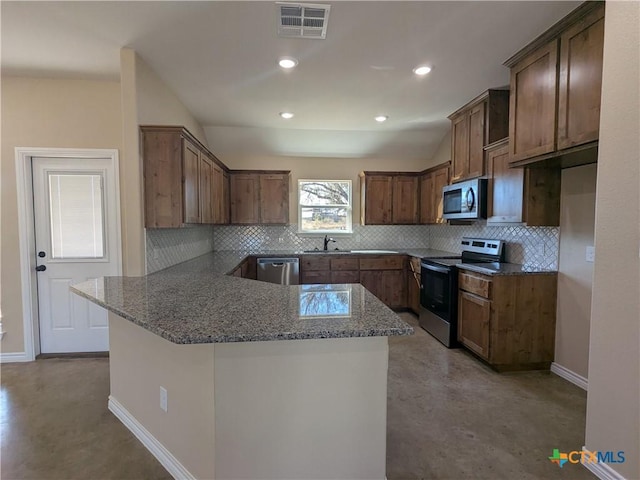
[38,251,46,258]
[35,265,47,272]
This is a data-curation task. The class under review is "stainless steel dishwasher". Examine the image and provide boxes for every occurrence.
[256,258,300,285]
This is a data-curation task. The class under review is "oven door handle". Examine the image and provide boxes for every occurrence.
[421,263,451,274]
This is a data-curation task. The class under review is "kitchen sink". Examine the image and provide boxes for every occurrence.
[350,249,399,254]
[301,249,399,254]
[302,249,351,253]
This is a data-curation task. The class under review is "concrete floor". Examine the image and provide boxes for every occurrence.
[1,312,593,480]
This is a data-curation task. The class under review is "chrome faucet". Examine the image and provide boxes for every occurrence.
[323,235,336,251]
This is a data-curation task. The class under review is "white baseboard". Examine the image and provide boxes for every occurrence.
[0,351,33,363]
[582,447,628,480]
[551,362,588,391]
[108,396,196,480]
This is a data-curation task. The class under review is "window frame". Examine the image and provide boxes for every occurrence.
[297,179,353,234]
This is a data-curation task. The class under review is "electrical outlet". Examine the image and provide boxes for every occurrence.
[153,249,159,260]
[585,246,595,263]
[355,234,361,243]
[160,386,168,412]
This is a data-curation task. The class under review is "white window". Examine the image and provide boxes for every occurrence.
[298,180,352,234]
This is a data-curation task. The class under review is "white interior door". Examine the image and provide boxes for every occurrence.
[32,157,120,353]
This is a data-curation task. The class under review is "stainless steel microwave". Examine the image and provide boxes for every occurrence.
[442,178,487,220]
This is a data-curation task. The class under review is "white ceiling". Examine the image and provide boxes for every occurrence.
[1,1,581,160]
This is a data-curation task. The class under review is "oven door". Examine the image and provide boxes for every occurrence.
[420,262,454,322]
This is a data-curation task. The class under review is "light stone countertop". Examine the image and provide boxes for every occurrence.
[72,249,450,345]
[456,262,558,276]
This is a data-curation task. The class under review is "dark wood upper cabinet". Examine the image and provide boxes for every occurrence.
[229,173,260,224]
[360,174,393,225]
[557,4,605,150]
[505,1,604,166]
[509,41,559,162]
[392,175,419,224]
[259,174,290,224]
[486,139,560,226]
[142,126,229,228]
[449,89,509,183]
[229,171,290,225]
[360,172,420,225]
[419,162,450,225]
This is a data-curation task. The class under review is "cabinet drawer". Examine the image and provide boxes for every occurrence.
[330,271,359,284]
[459,271,492,298]
[301,271,331,284]
[330,257,359,271]
[359,256,405,270]
[300,256,331,271]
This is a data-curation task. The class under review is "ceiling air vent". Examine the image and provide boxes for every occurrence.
[277,2,331,39]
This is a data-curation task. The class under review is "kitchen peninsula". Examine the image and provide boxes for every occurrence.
[71,251,415,480]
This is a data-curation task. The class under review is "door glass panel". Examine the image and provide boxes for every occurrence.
[48,173,105,259]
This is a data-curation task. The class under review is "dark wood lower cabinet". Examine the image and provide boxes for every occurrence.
[301,271,331,284]
[359,270,406,309]
[297,254,407,309]
[458,291,491,359]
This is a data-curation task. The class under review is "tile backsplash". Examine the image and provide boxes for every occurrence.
[146,226,214,274]
[146,222,559,273]
[213,224,430,252]
[213,223,559,270]
[429,223,559,269]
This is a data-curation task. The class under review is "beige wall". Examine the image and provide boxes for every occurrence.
[555,164,597,379]
[585,2,640,479]
[219,154,431,225]
[0,77,122,354]
[425,130,451,169]
[109,313,216,479]
[119,48,209,275]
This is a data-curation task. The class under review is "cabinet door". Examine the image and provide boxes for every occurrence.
[557,5,604,150]
[364,175,393,224]
[432,166,449,224]
[230,173,260,224]
[142,130,183,228]
[330,271,359,284]
[183,139,201,224]
[222,171,230,224]
[359,270,382,300]
[419,173,434,224]
[392,175,419,224]
[259,174,289,224]
[486,143,524,223]
[450,113,469,182]
[381,270,406,308]
[509,40,559,162]
[199,155,215,224]
[467,102,486,179]
[458,291,491,360]
[301,270,331,284]
[407,269,421,314]
[212,163,224,224]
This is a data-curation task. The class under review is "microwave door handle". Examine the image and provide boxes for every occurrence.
[421,264,451,274]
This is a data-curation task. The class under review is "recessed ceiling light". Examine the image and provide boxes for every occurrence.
[375,115,388,123]
[413,65,432,76]
[278,57,298,69]
[280,112,294,119]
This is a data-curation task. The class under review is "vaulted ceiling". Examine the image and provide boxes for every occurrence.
[2,1,581,160]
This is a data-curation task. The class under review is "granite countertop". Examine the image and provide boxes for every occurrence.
[456,262,558,276]
[71,250,419,345]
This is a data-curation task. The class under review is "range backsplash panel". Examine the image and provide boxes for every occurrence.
[146,226,214,274]
[429,224,560,269]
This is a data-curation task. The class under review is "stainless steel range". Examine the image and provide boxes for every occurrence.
[419,238,505,347]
